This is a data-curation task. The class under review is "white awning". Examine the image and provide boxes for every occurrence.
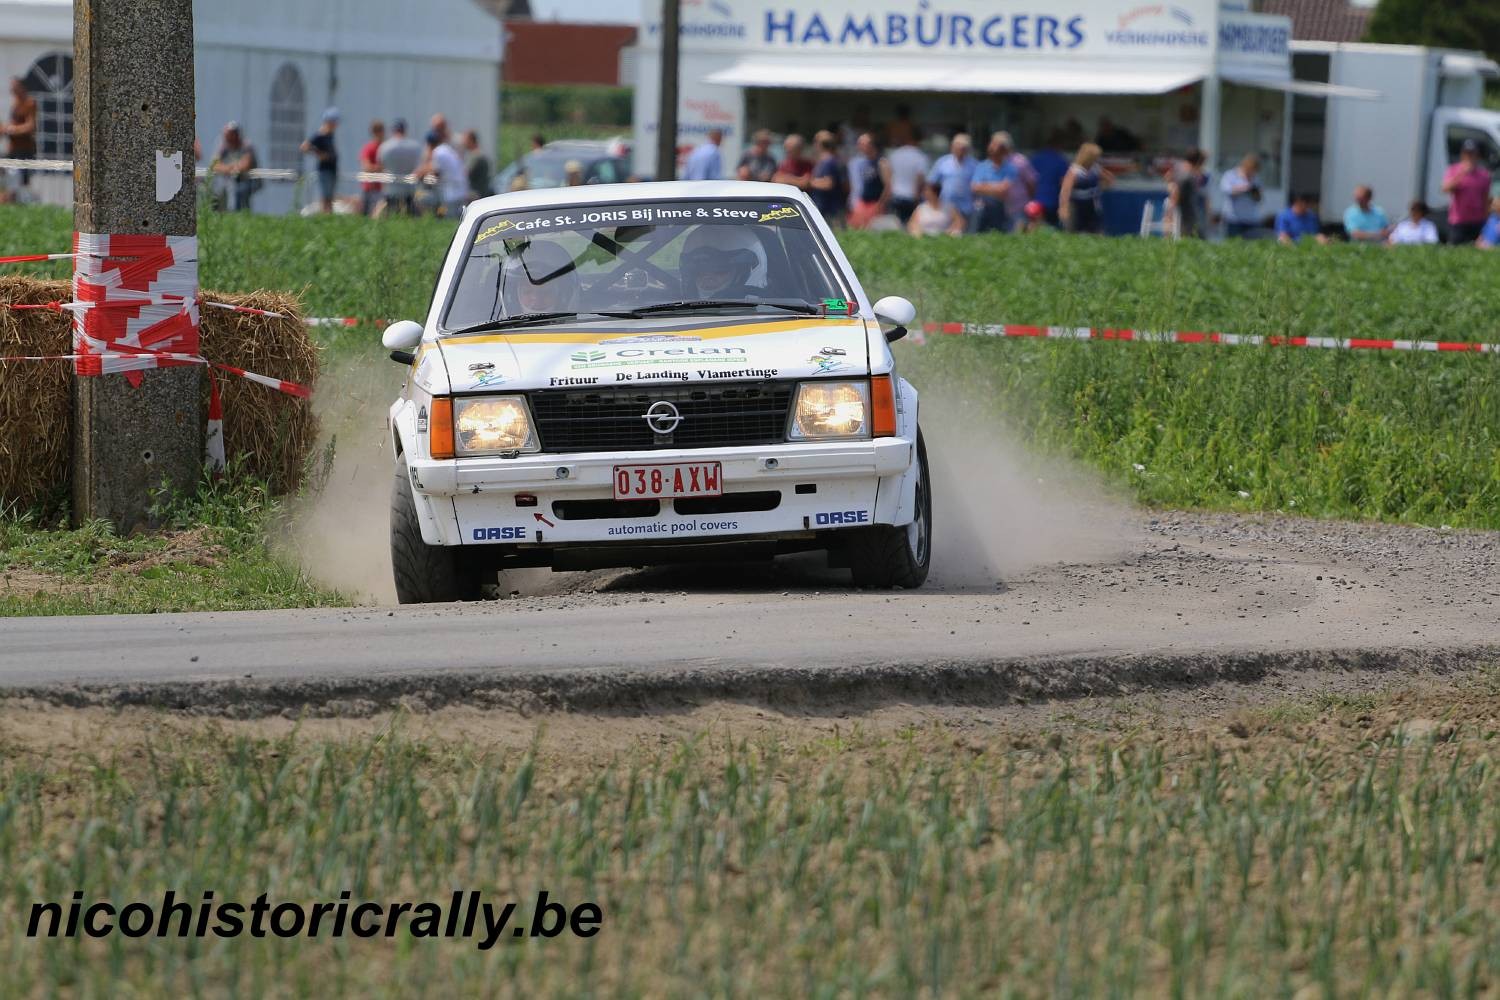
[705,57,1204,95]
[1221,72,1382,100]
[1441,53,1500,79]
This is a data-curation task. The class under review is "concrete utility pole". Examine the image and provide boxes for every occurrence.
[72,0,201,531]
[655,0,679,181]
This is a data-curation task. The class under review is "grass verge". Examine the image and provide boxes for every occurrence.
[0,474,343,616]
[1,674,1496,994]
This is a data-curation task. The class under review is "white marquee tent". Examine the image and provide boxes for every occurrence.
[0,0,501,212]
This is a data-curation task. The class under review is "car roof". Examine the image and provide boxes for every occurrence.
[466,180,812,217]
[537,139,617,153]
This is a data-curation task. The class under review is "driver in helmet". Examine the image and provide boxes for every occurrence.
[502,239,580,315]
[680,226,768,300]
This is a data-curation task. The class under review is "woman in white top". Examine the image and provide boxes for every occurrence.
[1388,200,1439,245]
[908,182,963,237]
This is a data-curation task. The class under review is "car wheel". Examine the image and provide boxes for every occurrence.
[390,469,487,603]
[847,431,932,589]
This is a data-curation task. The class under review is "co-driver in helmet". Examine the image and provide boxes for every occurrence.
[679,225,768,300]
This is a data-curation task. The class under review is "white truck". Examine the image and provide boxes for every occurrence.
[1290,42,1500,230]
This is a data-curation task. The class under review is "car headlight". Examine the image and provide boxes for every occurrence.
[453,395,539,455]
[788,381,871,440]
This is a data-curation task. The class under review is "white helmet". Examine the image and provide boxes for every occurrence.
[500,240,579,314]
[681,226,768,297]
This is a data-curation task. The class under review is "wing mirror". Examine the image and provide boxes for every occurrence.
[872,295,916,343]
[382,320,424,365]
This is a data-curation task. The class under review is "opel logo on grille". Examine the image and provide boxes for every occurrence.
[642,400,683,435]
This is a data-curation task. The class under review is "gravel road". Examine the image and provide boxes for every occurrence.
[3,511,1497,716]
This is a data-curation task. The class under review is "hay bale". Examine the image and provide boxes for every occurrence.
[198,289,320,495]
[0,277,321,510]
[0,276,72,510]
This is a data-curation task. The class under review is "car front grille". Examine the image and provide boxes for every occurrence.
[528,381,795,453]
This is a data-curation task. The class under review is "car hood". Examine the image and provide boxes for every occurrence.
[435,316,872,393]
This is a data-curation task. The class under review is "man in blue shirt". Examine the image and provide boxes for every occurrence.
[1342,185,1390,243]
[926,133,977,229]
[972,135,1019,233]
[1275,192,1328,245]
[1219,153,1263,237]
[683,128,723,181]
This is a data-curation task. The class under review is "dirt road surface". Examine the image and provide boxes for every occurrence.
[2,511,1497,716]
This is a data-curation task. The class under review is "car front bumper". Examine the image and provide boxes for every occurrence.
[406,438,916,547]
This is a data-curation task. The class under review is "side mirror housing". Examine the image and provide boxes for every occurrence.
[872,295,916,343]
[382,320,424,365]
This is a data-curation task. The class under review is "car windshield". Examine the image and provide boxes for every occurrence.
[442,198,851,333]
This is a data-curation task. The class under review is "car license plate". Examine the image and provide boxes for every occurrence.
[613,462,722,500]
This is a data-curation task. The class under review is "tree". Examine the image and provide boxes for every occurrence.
[1366,0,1500,59]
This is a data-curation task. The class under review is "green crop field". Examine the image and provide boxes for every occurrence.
[7,203,1500,526]
[3,675,1498,995]
[3,203,1500,614]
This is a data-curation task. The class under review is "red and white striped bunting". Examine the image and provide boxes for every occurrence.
[0,351,311,398]
[919,322,1500,355]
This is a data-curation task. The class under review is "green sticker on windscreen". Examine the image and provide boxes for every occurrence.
[822,298,850,314]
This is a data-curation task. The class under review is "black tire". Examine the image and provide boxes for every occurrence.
[847,431,932,589]
[390,469,486,603]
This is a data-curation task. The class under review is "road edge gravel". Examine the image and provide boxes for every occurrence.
[6,643,1497,719]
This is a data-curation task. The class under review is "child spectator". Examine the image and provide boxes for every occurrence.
[359,120,384,216]
[1388,201,1439,245]
[908,182,962,237]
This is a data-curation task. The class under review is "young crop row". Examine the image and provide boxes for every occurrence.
[2,689,1496,995]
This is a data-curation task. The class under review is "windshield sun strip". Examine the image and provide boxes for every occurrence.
[435,196,856,334]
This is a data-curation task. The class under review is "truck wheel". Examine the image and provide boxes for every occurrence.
[847,432,932,589]
[390,469,486,603]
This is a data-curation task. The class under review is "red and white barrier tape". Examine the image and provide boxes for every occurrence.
[0,252,77,265]
[72,232,198,384]
[206,373,226,472]
[2,245,286,319]
[919,322,1500,355]
[1,239,305,397]
[0,350,311,398]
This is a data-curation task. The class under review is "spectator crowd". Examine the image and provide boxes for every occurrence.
[204,105,493,218]
[6,67,1499,249]
[678,111,1500,249]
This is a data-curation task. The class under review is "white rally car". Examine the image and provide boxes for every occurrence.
[382,181,930,603]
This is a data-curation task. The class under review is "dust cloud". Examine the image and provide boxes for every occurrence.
[284,359,398,604]
[283,358,1135,602]
[919,387,1134,588]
